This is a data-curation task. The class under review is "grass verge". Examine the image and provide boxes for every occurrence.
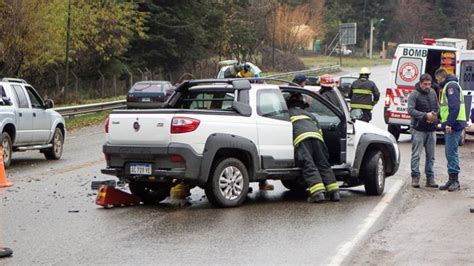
[299,55,391,69]
[65,111,109,131]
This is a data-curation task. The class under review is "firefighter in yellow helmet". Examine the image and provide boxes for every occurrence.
[236,64,255,78]
[349,67,380,122]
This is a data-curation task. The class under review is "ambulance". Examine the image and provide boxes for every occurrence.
[384,38,474,144]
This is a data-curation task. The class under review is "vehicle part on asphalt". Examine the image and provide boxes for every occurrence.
[96,185,141,208]
[0,247,13,258]
[91,180,117,190]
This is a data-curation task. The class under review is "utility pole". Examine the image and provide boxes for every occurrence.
[64,0,72,101]
[369,19,374,59]
[272,6,276,69]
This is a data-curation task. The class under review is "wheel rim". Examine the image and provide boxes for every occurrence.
[2,138,10,163]
[218,166,243,201]
[53,132,62,155]
[377,157,385,188]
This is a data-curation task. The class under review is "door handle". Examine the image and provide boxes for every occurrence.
[19,113,22,117]
[33,113,36,117]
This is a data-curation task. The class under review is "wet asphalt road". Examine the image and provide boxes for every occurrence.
[1,65,416,264]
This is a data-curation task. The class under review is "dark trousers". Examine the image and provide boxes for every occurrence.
[360,109,372,122]
[296,138,337,188]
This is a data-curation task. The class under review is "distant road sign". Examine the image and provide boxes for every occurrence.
[340,23,357,45]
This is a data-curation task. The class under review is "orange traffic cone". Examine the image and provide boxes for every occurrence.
[0,145,12,188]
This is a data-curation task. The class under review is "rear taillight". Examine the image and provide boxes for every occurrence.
[170,154,185,163]
[171,117,200,134]
[127,96,137,102]
[105,115,110,133]
[385,88,394,107]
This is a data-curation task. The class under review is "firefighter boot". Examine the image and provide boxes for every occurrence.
[307,183,326,203]
[328,190,340,202]
[448,174,460,192]
[439,174,454,191]
[307,190,325,203]
[411,176,420,188]
[425,176,438,188]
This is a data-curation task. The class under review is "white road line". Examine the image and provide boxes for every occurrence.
[328,179,405,265]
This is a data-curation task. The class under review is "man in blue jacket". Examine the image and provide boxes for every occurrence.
[434,69,467,191]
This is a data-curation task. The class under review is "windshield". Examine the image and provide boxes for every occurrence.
[131,83,165,93]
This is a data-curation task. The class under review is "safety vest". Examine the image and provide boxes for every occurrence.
[290,114,324,146]
[439,81,466,123]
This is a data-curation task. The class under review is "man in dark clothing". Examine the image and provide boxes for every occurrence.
[407,73,439,188]
[287,93,340,203]
[435,69,467,192]
[319,74,342,110]
[349,67,380,122]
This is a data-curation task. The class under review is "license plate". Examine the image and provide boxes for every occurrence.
[141,97,151,102]
[130,163,152,175]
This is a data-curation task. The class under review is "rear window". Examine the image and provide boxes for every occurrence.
[131,83,165,93]
[177,90,234,111]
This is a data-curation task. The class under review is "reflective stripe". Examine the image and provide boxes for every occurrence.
[352,89,372,95]
[350,103,373,110]
[290,115,312,123]
[326,182,339,192]
[294,131,324,146]
[308,183,325,194]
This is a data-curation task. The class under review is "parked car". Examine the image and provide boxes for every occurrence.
[102,78,400,207]
[126,81,173,109]
[0,78,65,168]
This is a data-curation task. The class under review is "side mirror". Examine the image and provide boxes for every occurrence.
[44,99,54,109]
[350,108,363,122]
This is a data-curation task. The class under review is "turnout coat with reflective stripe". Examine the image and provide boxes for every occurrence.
[349,78,380,110]
[288,107,324,146]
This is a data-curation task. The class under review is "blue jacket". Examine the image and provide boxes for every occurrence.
[440,76,467,131]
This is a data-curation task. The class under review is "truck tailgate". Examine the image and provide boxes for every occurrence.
[107,113,174,146]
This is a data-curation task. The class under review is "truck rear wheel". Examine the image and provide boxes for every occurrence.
[388,125,400,141]
[361,150,385,196]
[44,128,64,160]
[205,158,249,208]
[129,181,172,204]
[1,132,12,168]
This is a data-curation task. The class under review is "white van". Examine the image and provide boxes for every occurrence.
[384,40,474,143]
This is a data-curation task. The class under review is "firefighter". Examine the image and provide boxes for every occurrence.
[236,64,254,78]
[349,67,380,122]
[287,93,340,203]
[319,74,342,110]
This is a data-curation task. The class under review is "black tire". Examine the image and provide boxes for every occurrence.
[361,150,385,196]
[281,179,306,192]
[388,125,400,141]
[129,181,172,204]
[1,132,12,168]
[205,158,249,208]
[44,128,64,160]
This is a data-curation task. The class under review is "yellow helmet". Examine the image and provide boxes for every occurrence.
[360,67,371,75]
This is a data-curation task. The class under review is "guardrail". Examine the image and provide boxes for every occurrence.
[54,100,126,118]
[264,65,341,79]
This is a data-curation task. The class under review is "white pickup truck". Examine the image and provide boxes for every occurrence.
[0,78,65,167]
[102,79,400,207]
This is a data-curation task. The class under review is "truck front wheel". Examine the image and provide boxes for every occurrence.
[129,181,172,204]
[205,158,249,208]
[361,150,385,196]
